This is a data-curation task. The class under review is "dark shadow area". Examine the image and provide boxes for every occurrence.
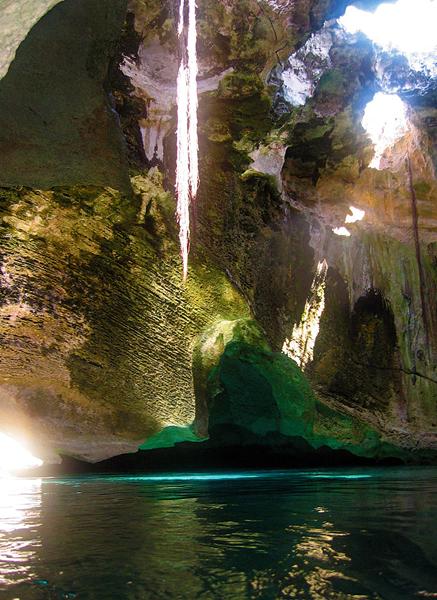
[34,435,407,476]
[322,288,402,412]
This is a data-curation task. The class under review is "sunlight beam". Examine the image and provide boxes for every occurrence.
[361,92,409,169]
[282,259,328,369]
[0,433,43,474]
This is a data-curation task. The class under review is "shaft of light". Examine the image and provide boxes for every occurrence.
[178,0,185,35]
[176,0,199,280]
[176,62,190,280]
[282,259,328,369]
[187,0,199,197]
[0,433,43,474]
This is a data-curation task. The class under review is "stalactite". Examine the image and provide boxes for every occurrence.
[176,0,199,280]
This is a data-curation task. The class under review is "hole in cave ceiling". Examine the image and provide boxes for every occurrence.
[345,206,365,224]
[338,0,437,76]
[332,226,352,237]
[361,91,410,168]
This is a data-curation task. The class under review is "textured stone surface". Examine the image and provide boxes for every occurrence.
[0,175,249,462]
[114,0,437,457]
[207,339,410,461]
[276,33,437,452]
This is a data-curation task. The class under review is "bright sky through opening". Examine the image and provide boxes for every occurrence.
[345,206,365,224]
[361,92,409,168]
[338,0,437,73]
[332,227,351,237]
[0,433,43,474]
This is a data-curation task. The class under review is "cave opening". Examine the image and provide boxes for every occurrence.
[339,0,437,73]
[361,91,410,168]
[0,432,43,474]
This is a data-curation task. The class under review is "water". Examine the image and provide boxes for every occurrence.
[1,468,437,599]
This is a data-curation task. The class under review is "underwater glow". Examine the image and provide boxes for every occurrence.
[111,473,262,482]
[332,227,351,237]
[282,259,328,369]
[311,474,372,480]
[345,206,365,224]
[50,470,377,485]
[338,0,437,74]
[0,433,43,474]
[176,0,199,280]
[361,92,409,169]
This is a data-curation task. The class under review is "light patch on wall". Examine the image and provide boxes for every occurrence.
[361,92,409,169]
[282,259,328,369]
[345,206,365,224]
[281,28,333,106]
[0,433,43,474]
[338,0,437,75]
[332,227,351,237]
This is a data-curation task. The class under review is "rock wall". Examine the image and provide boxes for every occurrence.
[0,0,436,464]
[0,174,250,462]
[0,0,131,190]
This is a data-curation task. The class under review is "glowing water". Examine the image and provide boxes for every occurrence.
[176,0,199,279]
[4,468,436,598]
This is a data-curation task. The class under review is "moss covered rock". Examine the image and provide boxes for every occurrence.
[205,336,411,461]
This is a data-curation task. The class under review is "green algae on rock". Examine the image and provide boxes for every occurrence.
[205,336,411,461]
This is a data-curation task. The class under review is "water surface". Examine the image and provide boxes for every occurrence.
[1,468,437,599]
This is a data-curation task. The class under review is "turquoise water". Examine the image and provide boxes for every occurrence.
[1,468,437,599]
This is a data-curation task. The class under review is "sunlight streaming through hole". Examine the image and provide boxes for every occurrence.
[176,0,199,280]
[332,227,351,237]
[338,0,437,73]
[282,259,328,369]
[361,92,409,169]
[345,206,365,224]
[0,433,43,474]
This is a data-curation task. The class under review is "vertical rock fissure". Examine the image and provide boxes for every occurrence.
[406,155,430,356]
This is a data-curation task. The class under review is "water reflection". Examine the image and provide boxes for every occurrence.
[0,477,41,586]
[0,469,437,599]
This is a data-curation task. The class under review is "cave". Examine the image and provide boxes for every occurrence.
[1,0,437,597]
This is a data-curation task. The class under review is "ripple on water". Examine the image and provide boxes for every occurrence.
[1,468,437,599]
